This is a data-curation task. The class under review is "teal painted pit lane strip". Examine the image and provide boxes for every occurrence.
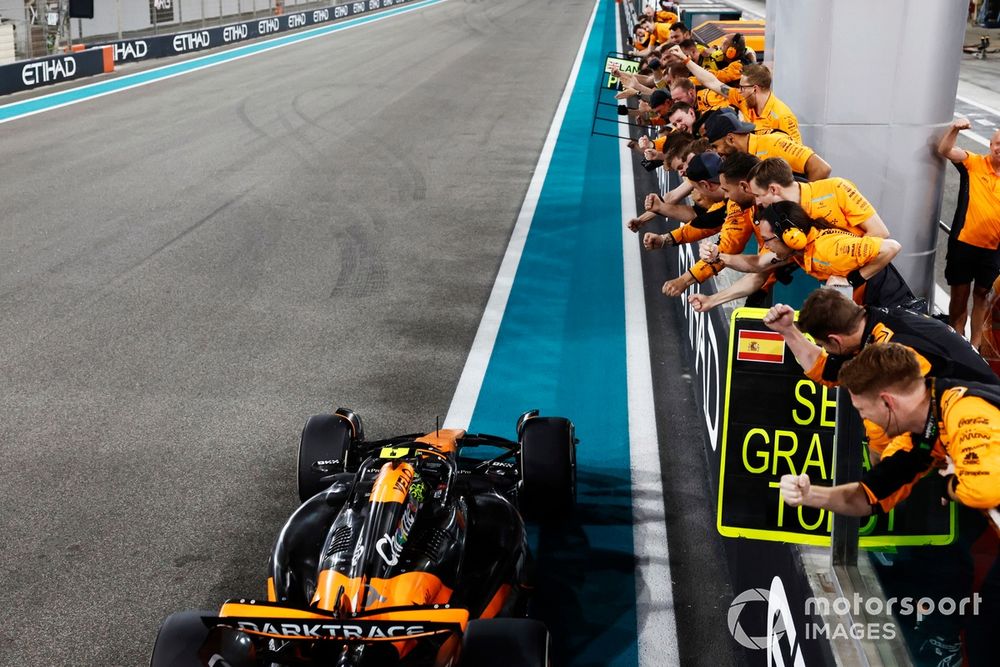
[444,0,676,663]
[0,0,446,125]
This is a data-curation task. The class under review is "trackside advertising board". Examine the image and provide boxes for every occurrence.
[0,49,110,96]
[717,307,955,547]
[98,0,417,64]
[0,0,419,96]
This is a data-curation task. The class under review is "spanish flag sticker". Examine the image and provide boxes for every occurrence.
[736,330,786,364]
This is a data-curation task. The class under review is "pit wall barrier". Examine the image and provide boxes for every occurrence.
[0,45,114,95]
[0,0,416,96]
[653,172,838,667]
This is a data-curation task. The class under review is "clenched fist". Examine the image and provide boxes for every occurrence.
[779,474,811,507]
[643,233,666,250]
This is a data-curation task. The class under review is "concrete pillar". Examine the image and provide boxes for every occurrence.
[766,0,967,303]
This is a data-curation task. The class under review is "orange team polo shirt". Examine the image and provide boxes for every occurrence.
[696,87,731,113]
[796,229,882,282]
[798,178,874,237]
[667,200,728,246]
[656,10,679,24]
[726,88,801,143]
[707,59,743,84]
[954,153,1000,249]
[747,133,814,175]
[688,202,778,289]
[653,22,673,44]
[634,32,656,51]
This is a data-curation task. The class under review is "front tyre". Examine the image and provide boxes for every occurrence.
[297,413,355,502]
[517,416,576,521]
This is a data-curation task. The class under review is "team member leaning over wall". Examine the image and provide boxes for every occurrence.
[629,23,657,58]
[705,111,831,181]
[669,77,730,115]
[691,200,914,312]
[653,152,779,302]
[746,158,889,238]
[628,142,716,233]
[634,151,728,248]
[779,343,1000,516]
[762,288,999,459]
[667,44,801,143]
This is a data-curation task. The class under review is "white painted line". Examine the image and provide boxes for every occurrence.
[957,94,1000,120]
[0,0,445,125]
[935,283,951,316]
[953,109,994,148]
[443,0,601,429]
[965,128,992,148]
[615,7,680,666]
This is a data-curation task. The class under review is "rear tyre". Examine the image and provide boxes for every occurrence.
[297,413,355,502]
[517,416,576,521]
[460,618,551,667]
[149,610,215,667]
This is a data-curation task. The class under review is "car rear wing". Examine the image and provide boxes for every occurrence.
[202,600,469,642]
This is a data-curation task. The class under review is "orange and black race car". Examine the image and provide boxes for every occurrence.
[150,409,576,667]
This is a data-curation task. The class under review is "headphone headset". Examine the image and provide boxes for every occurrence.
[725,33,745,60]
[767,214,808,250]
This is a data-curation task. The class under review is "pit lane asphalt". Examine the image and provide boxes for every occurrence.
[0,1,625,664]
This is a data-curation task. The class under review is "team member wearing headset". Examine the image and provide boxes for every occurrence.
[779,343,1000,516]
[693,200,913,311]
[763,287,998,459]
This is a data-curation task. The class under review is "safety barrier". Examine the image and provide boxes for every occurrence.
[0,45,115,96]
[0,0,417,96]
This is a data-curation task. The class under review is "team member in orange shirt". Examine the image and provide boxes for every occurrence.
[666,102,697,134]
[668,44,801,142]
[937,118,1000,348]
[763,288,998,458]
[695,201,913,310]
[780,343,1000,516]
[628,24,656,58]
[639,152,728,245]
[747,157,889,238]
[669,78,730,115]
[658,153,778,303]
[654,1,679,25]
[705,112,831,181]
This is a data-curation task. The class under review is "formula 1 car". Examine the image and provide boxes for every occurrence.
[150,408,576,667]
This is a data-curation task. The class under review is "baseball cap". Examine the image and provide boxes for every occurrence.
[685,151,723,183]
[704,111,756,142]
[649,89,670,109]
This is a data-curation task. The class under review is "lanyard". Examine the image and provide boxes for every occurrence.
[912,378,939,453]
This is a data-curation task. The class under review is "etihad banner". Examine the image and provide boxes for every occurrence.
[716,307,955,547]
[0,0,419,95]
[0,48,112,96]
[100,0,417,65]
